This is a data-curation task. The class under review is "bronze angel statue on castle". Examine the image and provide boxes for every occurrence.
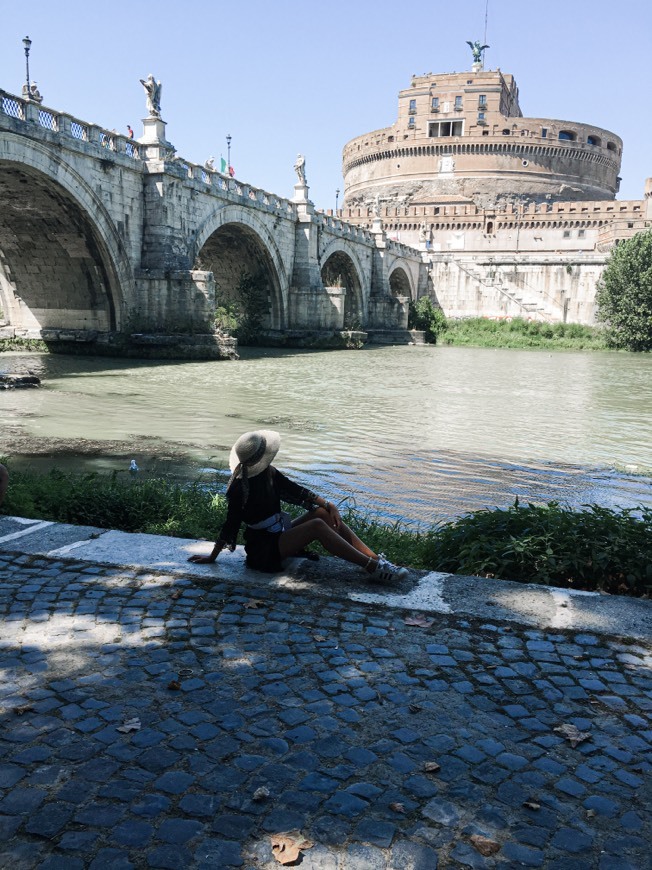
[467,40,489,63]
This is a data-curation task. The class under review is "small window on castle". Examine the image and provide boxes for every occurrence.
[563,230,571,238]
[454,96,463,110]
[541,127,548,138]
[558,130,576,141]
[628,222,634,228]
[478,95,486,107]
[478,112,485,121]
[408,116,415,128]
[431,96,439,110]
[502,129,511,135]
[486,221,494,234]
[587,135,601,146]
[409,98,417,114]
[606,141,617,152]
[578,229,586,238]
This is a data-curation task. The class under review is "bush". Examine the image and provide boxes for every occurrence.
[421,499,652,596]
[3,466,228,541]
[408,297,447,343]
[596,230,652,351]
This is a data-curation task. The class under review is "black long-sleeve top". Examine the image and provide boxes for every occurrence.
[218,466,318,547]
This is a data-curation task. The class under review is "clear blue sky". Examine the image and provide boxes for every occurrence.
[1,0,650,208]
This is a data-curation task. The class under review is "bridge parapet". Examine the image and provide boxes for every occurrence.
[314,211,374,244]
[0,89,143,161]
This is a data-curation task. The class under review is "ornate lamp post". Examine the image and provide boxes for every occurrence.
[335,188,340,212]
[226,134,232,173]
[22,36,32,100]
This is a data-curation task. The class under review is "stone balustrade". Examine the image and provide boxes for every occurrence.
[0,89,141,160]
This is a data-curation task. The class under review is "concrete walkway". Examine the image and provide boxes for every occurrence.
[0,516,650,868]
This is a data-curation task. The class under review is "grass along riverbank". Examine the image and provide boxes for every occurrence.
[1,466,650,598]
[439,317,608,350]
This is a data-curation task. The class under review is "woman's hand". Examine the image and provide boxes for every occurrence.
[325,501,341,530]
[188,553,217,564]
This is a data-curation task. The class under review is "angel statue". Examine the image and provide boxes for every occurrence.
[294,153,306,184]
[140,74,162,118]
[466,40,489,64]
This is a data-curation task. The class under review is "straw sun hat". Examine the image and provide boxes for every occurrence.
[229,429,281,480]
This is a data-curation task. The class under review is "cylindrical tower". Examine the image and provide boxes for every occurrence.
[342,69,622,212]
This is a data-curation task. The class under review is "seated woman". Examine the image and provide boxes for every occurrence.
[189,430,408,583]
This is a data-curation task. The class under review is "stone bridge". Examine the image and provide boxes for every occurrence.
[0,89,427,357]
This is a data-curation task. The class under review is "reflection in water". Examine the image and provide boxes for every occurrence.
[1,346,651,526]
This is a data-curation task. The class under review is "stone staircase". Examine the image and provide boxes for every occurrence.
[456,260,560,322]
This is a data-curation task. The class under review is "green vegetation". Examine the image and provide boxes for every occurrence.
[438,316,608,350]
[596,230,652,351]
[408,299,608,350]
[419,499,651,597]
[215,270,270,345]
[0,337,48,352]
[408,297,448,343]
[2,465,650,598]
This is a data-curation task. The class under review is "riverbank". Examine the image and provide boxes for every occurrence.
[2,466,650,598]
[438,318,609,350]
[0,318,611,355]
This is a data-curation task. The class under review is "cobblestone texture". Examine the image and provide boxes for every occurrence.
[0,550,650,868]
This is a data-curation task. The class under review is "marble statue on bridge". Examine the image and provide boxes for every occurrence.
[140,74,162,118]
[294,153,306,184]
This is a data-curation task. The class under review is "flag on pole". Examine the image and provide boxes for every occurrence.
[228,165,235,177]
[220,157,228,174]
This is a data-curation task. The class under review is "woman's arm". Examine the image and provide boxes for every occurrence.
[188,540,226,564]
[275,471,342,530]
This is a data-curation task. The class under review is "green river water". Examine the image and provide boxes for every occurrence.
[1,345,651,527]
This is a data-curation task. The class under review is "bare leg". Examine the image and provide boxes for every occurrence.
[278,517,374,569]
[292,507,377,559]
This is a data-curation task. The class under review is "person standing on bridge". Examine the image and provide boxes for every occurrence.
[188,430,409,583]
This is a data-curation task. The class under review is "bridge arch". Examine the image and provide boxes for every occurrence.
[387,258,417,299]
[193,206,289,331]
[0,135,131,333]
[319,239,368,328]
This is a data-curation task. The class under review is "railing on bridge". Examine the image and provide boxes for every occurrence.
[0,87,423,255]
[0,89,142,160]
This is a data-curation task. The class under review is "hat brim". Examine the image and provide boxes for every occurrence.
[229,429,281,478]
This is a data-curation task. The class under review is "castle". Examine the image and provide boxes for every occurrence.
[338,54,652,324]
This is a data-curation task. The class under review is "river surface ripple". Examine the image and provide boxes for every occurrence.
[1,346,651,527]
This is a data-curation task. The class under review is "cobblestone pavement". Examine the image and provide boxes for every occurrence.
[0,549,650,869]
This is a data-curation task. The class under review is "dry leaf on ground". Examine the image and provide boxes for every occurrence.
[313,635,326,642]
[167,680,181,691]
[470,835,500,856]
[389,802,406,813]
[14,704,34,716]
[522,800,540,810]
[424,761,441,773]
[116,717,141,733]
[554,723,591,747]
[409,703,421,714]
[244,599,265,609]
[253,787,270,801]
[404,614,434,628]
[270,833,313,865]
